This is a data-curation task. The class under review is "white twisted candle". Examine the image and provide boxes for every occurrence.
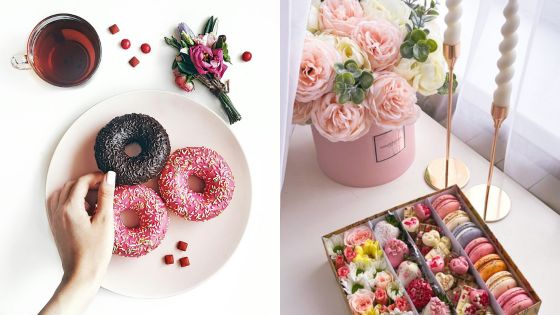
[493,0,520,108]
[444,0,462,45]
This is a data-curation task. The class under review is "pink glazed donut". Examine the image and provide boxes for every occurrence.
[158,147,235,221]
[113,185,169,257]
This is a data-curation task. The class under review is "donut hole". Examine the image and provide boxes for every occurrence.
[187,175,206,193]
[124,142,142,157]
[120,210,140,228]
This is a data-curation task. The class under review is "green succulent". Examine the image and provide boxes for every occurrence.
[333,59,374,105]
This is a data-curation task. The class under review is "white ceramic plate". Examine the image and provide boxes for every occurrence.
[45,90,251,298]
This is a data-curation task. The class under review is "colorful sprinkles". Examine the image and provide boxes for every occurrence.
[158,147,235,222]
[112,185,169,257]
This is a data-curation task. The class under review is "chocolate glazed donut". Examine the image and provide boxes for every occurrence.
[94,113,171,186]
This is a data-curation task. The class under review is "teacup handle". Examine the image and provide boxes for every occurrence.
[11,54,31,70]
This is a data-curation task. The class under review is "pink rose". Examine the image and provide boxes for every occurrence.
[320,0,366,36]
[292,100,314,125]
[348,289,376,314]
[335,255,346,269]
[375,287,388,305]
[338,265,350,279]
[374,271,392,289]
[311,93,373,142]
[344,246,357,262]
[352,19,403,71]
[189,44,228,79]
[296,36,340,103]
[368,71,419,128]
[343,225,374,247]
[394,296,410,311]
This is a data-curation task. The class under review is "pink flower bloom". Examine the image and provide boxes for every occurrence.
[344,246,357,262]
[292,101,314,125]
[348,289,376,314]
[335,255,346,269]
[320,0,366,36]
[311,93,373,142]
[175,74,194,92]
[394,296,410,311]
[338,265,350,279]
[374,271,392,289]
[189,44,228,79]
[343,225,374,247]
[352,19,403,71]
[367,71,419,128]
[296,36,340,103]
[375,287,388,305]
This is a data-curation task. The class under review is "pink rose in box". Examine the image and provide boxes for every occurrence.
[311,93,373,142]
[296,37,340,103]
[343,225,374,246]
[368,71,419,128]
[352,19,403,71]
[320,0,366,36]
[348,289,376,314]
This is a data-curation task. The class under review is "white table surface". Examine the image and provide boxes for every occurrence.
[281,113,560,314]
[0,1,279,314]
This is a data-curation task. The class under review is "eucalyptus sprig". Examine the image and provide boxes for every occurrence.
[333,60,374,104]
[437,72,458,95]
[400,0,440,62]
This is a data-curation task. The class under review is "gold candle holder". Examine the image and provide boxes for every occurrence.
[467,105,512,222]
[425,44,470,190]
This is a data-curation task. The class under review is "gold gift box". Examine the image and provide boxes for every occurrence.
[322,186,541,315]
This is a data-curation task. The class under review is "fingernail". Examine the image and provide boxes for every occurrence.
[106,171,116,186]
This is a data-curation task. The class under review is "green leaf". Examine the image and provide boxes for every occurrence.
[177,61,197,75]
[180,39,189,48]
[351,283,364,294]
[356,268,365,275]
[344,59,358,72]
[334,82,345,93]
[359,72,374,90]
[339,91,351,104]
[172,59,178,70]
[333,245,344,254]
[221,42,231,63]
[342,72,355,85]
[437,72,459,95]
[426,39,438,52]
[351,88,365,104]
[164,36,181,50]
[413,43,429,62]
[203,16,214,34]
[410,29,427,42]
[334,63,346,74]
[400,41,415,59]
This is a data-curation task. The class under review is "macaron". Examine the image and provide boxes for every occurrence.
[474,254,507,281]
[453,222,484,248]
[465,237,496,264]
[432,194,461,219]
[443,210,470,232]
[486,271,518,299]
[497,287,534,315]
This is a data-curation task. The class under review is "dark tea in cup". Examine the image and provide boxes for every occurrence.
[12,14,101,87]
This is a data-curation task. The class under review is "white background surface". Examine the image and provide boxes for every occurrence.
[0,0,279,314]
[281,113,560,314]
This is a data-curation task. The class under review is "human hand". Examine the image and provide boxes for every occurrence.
[41,171,116,315]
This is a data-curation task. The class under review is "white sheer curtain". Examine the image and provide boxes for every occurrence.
[280,0,311,186]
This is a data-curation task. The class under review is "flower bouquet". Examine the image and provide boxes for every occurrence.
[294,0,453,187]
[324,224,414,315]
[165,17,241,124]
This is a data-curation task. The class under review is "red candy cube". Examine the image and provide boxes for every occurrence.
[164,255,174,265]
[129,57,140,67]
[177,241,188,251]
[179,257,190,267]
[109,24,120,34]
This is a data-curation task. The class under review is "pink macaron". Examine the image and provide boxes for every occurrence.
[465,237,495,264]
[432,194,461,219]
[486,271,518,299]
[497,287,534,315]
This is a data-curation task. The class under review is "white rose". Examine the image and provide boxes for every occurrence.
[361,0,412,28]
[335,37,371,70]
[395,55,446,96]
[307,5,320,33]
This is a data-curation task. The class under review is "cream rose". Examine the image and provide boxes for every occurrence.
[348,289,376,314]
[343,225,374,246]
[320,0,366,36]
[307,4,320,33]
[311,93,373,142]
[352,19,403,71]
[296,36,340,103]
[361,0,412,28]
[292,101,314,125]
[368,71,419,128]
[394,55,446,96]
[335,37,371,70]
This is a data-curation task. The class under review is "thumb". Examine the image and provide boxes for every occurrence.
[94,171,116,222]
